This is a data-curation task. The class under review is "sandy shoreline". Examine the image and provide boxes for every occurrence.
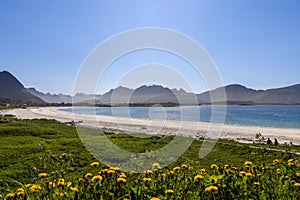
[1,107,300,145]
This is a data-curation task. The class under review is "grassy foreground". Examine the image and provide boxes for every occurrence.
[0,116,299,199]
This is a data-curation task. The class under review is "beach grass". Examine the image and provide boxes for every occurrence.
[0,116,299,197]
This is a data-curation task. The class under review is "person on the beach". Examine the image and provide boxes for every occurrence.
[274,138,279,149]
[267,138,272,148]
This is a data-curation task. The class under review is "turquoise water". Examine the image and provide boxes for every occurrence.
[59,105,300,129]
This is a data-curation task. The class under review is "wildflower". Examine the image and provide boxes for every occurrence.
[276,168,281,172]
[273,159,279,164]
[90,162,99,167]
[151,198,160,200]
[119,173,126,178]
[165,189,174,194]
[92,175,103,182]
[173,167,180,171]
[143,177,152,182]
[85,173,93,178]
[144,170,153,175]
[211,164,218,170]
[295,183,300,187]
[107,170,115,175]
[245,172,253,177]
[30,184,42,192]
[210,177,217,183]
[189,166,194,170]
[109,167,120,171]
[55,189,64,197]
[49,182,56,188]
[70,187,78,192]
[67,182,72,187]
[231,167,237,171]
[57,179,65,186]
[194,175,203,182]
[168,171,174,175]
[181,164,188,169]
[17,188,25,196]
[38,172,47,178]
[161,173,166,177]
[253,182,260,185]
[205,186,218,192]
[200,168,207,173]
[117,177,126,183]
[288,162,295,167]
[152,162,161,169]
[78,178,84,183]
[25,184,32,188]
[244,161,253,166]
[239,171,246,176]
[6,193,15,199]
[288,159,294,163]
[101,169,108,174]
[224,165,229,169]
[297,173,300,177]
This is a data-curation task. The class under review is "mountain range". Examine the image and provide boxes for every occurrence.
[1,70,300,105]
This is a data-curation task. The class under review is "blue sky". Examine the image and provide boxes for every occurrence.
[1,0,299,94]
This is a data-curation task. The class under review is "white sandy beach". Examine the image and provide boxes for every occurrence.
[1,107,300,145]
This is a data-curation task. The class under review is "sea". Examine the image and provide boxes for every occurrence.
[59,105,300,129]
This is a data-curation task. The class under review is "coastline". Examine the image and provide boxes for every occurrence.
[2,107,300,145]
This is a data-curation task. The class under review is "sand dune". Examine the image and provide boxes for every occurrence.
[2,107,300,145]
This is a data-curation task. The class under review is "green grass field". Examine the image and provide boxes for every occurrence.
[0,115,299,199]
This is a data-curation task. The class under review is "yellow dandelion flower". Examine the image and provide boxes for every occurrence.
[194,175,203,182]
[181,164,188,169]
[276,168,280,172]
[273,159,279,164]
[211,164,218,170]
[90,162,99,167]
[117,177,126,183]
[245,172,253,177]
[173,167,180,171]
[17,188,25,196]
[224,165,229,169]
[6,193,15,199]
[189,166,194,170]
[152,162,161,169]
[38,173,47,178]
[151,197,160,200]
[92,175,103,182]
[57,179,65,186]
[25,184,32,188]
[101,169,108,174]
[85,173,93,178]
[49,182,56,188]
[145,170,153,174]
[168,170,174,175]
[239,171,246,176]
[244,161,253,165]
[288,162,295,167]
[295,183,300,187]
[119,173,127,178]
[165,189,174,194]
[253,182,260,185]
[30,184,42,192]
[288,159,294,163]
[205,186,218,192]
[107,170,115,175]
[78,178,84,182]
[200,168,207,173]
[70,187,78,192]
[55,189,64,197]
[143,177,152,182]
[210,177,217,183]
[231,167,237,171]
[161,173,166,177]
[109,167,120,171]
[296,173,300,177]
[67,182,72,187]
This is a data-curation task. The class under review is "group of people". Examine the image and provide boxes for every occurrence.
[267,138,279,148]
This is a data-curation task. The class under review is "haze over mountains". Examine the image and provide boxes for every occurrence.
[1,70,300,105]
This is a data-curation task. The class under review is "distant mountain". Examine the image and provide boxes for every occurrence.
[27,88,72,103]
[197,84,300,105]
[0,71,44,104]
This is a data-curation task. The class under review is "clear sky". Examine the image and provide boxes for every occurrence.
[1,0,299,95]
